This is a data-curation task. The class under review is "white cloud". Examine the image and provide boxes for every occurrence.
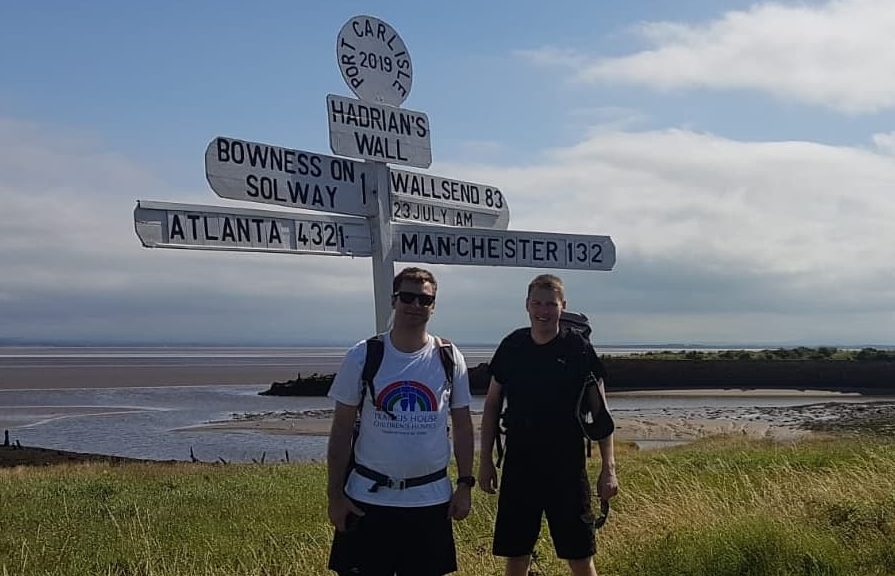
[441,128,895,321]
[2,117,894,345]
[872,131,895,155]
[530,0,895,114]
[0,118,379,345]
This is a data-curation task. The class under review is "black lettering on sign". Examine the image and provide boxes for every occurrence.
[310,223,323,245]
[471,237,486,259]
[237,219,251,242]
[169,214,185,240]
[246,174,259,197]
[187,215,201,241]
[590,242,603,263]
[353,133,408,161]
[252,219,265,243]
[568,241,588,264]
[203,216,219,241]
[415,116,427,138]
[437,235,451,257]
[221,218,236,242]
[546,241,558,262]
[217,138,245,164]
[329,158,355,183]
[484,188,504,209]
[503,238,516,259]
[401,233,419,255]
[532,241,545,262]
[517,238,531,261]
[421,234,436,257]
[216,138,230,163]
[267,221,281,245]
[456,236,469,257]
[487,238,500,260]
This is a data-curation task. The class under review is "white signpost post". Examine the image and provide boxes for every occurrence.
[134,14,616,334]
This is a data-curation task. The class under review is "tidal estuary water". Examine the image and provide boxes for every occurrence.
[1,347,890,462]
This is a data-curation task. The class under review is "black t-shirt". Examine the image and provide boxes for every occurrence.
[490,327,605,452]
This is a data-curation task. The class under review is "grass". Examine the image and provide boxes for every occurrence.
[2,436,895,575]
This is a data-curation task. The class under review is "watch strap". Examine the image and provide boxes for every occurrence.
[456,475,476,488]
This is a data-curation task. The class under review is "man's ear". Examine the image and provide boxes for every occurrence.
[561,299,568,310]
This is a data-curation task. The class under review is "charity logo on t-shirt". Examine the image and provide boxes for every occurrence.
[373,380,440,434]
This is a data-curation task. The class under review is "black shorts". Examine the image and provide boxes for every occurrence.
[493,457,596,560]
[328,500,457,576]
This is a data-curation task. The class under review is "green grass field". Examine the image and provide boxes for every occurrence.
[2,436,894,575]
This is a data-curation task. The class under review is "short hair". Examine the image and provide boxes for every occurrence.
[527,273,564,299]
[393,267,438,293]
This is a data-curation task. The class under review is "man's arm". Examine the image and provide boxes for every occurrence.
[326,401,364,531]
[477,377,503,493]
[448,405,474,520]
[587,379,618,501]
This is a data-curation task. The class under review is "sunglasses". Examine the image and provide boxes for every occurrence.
[393,291,436,306]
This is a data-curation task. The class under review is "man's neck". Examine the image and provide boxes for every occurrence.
[389,326,430,353]
[530,325,559,345]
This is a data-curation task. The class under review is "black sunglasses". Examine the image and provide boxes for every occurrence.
[393,291,436,306]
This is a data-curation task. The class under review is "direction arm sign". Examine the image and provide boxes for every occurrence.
[327,94,432,168]
[134,200,372,256]
[205,136,376,217]
[389,168,510,229]
[393,223,615,270]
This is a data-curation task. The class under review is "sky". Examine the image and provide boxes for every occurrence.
[1,0,893,347]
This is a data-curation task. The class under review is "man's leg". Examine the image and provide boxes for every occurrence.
[505,555,531,576]
[568,556,597,576]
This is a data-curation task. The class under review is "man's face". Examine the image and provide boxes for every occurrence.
[526,287,565,330]
[392,280,436,328]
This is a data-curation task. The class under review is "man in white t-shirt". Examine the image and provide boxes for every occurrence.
[326,267,475,576]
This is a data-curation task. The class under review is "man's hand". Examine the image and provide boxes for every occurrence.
[448,485,472,520]
[328,492,365,532]
[597,465,618,501]
[478,459,499,494]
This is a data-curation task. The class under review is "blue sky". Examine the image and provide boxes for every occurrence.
[1,0,894,346]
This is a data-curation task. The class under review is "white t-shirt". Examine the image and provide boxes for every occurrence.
[328,332,471,507]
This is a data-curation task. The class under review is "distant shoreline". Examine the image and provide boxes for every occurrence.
[2,347,894,393]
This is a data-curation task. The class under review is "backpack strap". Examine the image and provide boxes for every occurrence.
[360,335,395,419]
[434,336,456,398]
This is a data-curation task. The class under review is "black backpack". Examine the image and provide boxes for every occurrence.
[494,311,614,467]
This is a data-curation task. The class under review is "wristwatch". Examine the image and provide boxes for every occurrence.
[456,476,476,488]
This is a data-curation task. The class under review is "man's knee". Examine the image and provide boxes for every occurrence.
[567,556,596,576]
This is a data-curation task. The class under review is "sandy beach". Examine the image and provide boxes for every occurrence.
[189,407,811,444]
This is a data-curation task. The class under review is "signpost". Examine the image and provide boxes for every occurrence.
[393,224,615,270]
[134,14,616,334]
[336,15,412,107]
[327,94,432,168]
[134,200,372,256]
[390,168,509,229]
[206,136,376,217]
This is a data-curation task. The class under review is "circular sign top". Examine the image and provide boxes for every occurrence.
[337,15,412,107]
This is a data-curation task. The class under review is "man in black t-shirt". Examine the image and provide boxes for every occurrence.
[478,274,618,576]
